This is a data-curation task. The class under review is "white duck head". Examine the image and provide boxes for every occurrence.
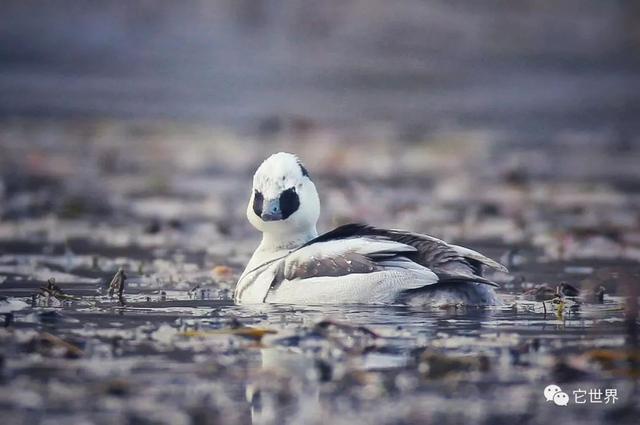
[247,152,320,249]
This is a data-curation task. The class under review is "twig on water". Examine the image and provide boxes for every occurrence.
[39,278,81,302]
[108,267,127,306]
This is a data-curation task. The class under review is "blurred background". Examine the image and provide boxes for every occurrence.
[1,0,639,258]
[1,0,639,132]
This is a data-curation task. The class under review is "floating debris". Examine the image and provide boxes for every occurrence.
[187,283,201,299]
[181,326,277,343]
[32,332,84,359]
[314,319,379,339]
[212,265,234,281]
[584,349,640,378]
[39,278,80,302]
[311,319,380,354]
[522,282,581,304]
[417,350,490,379]
[558,282,580,297]
[107,268,127,305]
[522,285,556,301]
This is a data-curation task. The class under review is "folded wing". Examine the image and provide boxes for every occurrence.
[266,237,439,303]
[299,223,507,287]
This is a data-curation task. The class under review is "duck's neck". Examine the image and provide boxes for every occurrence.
[259,226,318,252]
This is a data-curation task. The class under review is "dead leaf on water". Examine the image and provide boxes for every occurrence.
[180,327,277,342]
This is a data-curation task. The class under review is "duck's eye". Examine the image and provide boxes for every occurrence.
[252,190,264,217]
[279,187,300,220]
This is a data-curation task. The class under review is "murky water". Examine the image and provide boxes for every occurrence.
[1,290,637,425]
[1,118,639,424]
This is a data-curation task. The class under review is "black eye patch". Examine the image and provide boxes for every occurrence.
[279,187,300,219]
[252,190,264,217]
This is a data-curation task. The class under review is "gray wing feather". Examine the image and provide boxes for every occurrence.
[282,238,416,281]
[302,224,506,287]
[449,244,509,273]
[284,252,378,280]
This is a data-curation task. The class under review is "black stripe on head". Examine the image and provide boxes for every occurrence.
[298,161,310,178]
[252,190,264,217]
[279,187,300,219]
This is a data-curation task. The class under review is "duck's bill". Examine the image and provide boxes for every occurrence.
[262,212,282,221]
[261,198,283,221]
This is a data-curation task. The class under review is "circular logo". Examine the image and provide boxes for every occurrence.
[553,391,569,406]
[544,384,562,402]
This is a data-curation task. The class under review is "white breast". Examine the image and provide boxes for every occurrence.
[235,260,282,303]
